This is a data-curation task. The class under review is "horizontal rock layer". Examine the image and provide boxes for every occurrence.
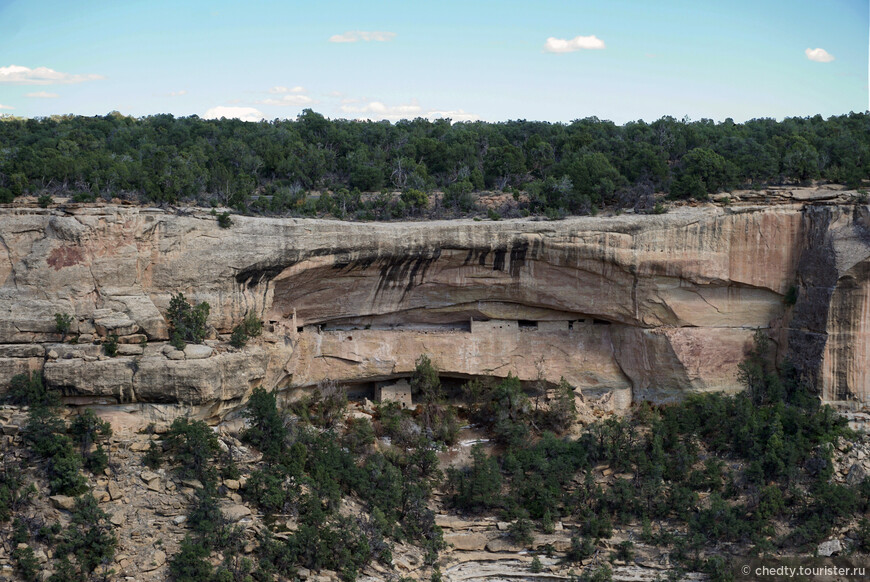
[0,202,867,415]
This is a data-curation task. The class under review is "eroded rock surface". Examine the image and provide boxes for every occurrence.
[0,201,868,417]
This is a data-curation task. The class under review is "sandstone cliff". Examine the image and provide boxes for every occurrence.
[0,199,868,421]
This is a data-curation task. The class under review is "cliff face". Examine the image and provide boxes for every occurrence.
[0,202,867,420]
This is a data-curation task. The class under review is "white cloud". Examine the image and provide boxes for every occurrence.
[340,99,480,123]
[426,109,480,123]
[0,64,104,84]
[341,100,422,121]
[329,31,396,43]
[269,86,306,94]
[203,106,264,122]
[26,91,59,98]
[258,94,315,106]
[805,48,834,63]
[0,104,13,110]
[543,35,606,53]
[426,109,481,123]
[168,90,187,97]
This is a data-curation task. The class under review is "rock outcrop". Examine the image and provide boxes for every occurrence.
[0,200,868,419]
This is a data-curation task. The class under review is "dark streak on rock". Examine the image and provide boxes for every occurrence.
[786,206,837,392]
[236,263,292,288]
[492,248,507,272]
[509,240,529,278]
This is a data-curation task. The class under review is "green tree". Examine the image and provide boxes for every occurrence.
[69,409,112,474]
[167,293,210,349]
[164,417,221,485]
[242,387,287,464]
[55,494,117,575]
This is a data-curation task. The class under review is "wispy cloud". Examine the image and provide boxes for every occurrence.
[805,48,834,63]
[0,64,104,84]
[0,104,13,110]
[269,86,306,94]
[204,106,264,122]
[25,91,58,98]
[329,31,396,43]
[543,35,605,53]
[168,90,187,97]
[259,94,315,106]
[259,86,315,107]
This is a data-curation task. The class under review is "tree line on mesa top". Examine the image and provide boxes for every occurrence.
[0,110,868,218]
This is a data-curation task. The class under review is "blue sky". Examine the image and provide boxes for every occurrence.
[0,0,867,123]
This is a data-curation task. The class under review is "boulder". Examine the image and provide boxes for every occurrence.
[183,344,213,360]
[116,344,144,356]
[142,549,166,572]
[846,463,866,486]
[44,358,134,398]
[817,539,842,557]
[108,296,168,340]
[49,495,76,510]
[107,481,123,501]
[94,313,139,337]
[485,537,526,552]
[221,504,252,522]
[444,533,489,551]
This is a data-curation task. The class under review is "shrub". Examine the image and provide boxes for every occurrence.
[170,536,213,582]
[71,192,95,203]
[217,211,233,228]
[536,377,577,433]
[22,403,89,496]
[38,194,52,208]
[856,518,870,553]
[400,188,428,213]
[69,409,113,474]
[242,387,288,463]
[46,445,89,496]
[614,540,634,563]
[447,445,503,513]
[579,564,613,582]
[55,313,73,338]
[343,417,375,455]
[164,417,220,485]
[508,518,535,546]
[167,292,210,348]
[142,440,164,469]
[13,546,39,582]
[103,334,118,357]
[0,462,35,522]
[6,372,58,408]
[229,312,263,348]
[55,493,117,574]
[292,380,347,429]
[187,484,226,542]
[244,469,295,517]
[565,533,596,563]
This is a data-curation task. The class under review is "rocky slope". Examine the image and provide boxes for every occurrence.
[1,403,868,582]
[0,192,868,425]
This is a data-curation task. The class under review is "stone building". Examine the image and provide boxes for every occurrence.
[375,378,413,409]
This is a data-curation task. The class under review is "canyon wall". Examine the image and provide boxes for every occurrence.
[0,201,867,421]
